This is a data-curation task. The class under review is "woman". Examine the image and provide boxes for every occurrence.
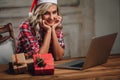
[16,0,65,60]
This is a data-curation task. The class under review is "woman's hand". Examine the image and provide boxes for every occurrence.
[39,16,62,31]
[52,16,62,29]
[39,19,51,31]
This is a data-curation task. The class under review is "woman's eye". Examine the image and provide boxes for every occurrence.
[53,11,57,14]
[44,12,49,15]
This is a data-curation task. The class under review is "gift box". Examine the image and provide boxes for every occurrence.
[33,53,54,75]
[11,53,27,74]
[26,58,34,74]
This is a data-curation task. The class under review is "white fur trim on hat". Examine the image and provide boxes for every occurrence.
[37,0,57,5]
[29,0,57,17]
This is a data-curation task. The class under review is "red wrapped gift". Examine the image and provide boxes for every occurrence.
[33,53,54,75]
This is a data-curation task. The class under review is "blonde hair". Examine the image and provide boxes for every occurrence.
[27,3,60,36]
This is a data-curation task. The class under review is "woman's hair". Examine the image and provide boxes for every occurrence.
[28,3,60,28]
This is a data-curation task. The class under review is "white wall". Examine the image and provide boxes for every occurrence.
[95,0,120,54]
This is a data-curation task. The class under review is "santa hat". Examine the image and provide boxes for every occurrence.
[29,0,57,17]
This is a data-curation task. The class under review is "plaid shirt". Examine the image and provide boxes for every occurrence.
[16,21,65,56]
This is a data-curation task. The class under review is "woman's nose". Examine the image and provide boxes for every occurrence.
[49,13,54,20]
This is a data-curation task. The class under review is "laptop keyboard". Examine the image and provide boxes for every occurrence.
[70,62,84,68]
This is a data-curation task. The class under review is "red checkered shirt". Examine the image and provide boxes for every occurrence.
[16,21,65,56]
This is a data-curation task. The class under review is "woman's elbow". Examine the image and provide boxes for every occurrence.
[55,52,64,61]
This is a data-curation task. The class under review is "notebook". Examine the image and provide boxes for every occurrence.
[55,32,118,70]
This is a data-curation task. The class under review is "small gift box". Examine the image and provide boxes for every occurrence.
[11,53,27,74]
[33,53,54,75]
[26,58,34,74]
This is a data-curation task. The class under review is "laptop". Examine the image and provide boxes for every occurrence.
[55,32,118,70]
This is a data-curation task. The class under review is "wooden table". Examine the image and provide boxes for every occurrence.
[0,55,120,80]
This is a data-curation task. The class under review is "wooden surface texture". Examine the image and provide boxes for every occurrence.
[0,54,120,80]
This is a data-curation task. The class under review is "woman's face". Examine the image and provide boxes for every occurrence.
[42,4,58,26]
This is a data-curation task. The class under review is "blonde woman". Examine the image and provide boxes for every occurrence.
[16,0,65,60]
